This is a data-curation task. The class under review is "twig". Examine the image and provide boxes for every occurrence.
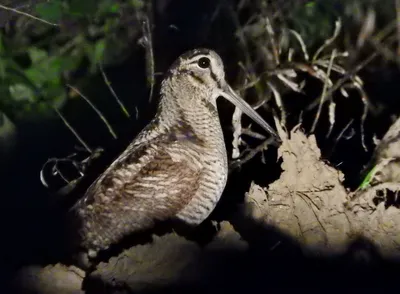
[141,13,155,103]
[264,16,280,65]
[310,49,337,133]
[242,128,266,140]
[0,3,59,26]
[306,50,379,111]
[67,84,118,139]
[53,107,92,153]
[331,119,354,155]
[288,29,309,61]
[307,22,396,113]
[229,137,275,172]
[326,101,336,138]
[98,63,130,118]
[267,81,286,127]
[352,81,369,152]
[231,107,243,159]
[356,8,376,49]
[276,73,303,92]
[312,19,341,62]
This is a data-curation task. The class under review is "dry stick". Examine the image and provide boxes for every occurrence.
[326,101,336,138]
[67,84,118,139]
[356,8,376,49]
[98,63,131,118]
[264,16,280,65]
[0,3,59,26]
[267,81,286,127]
[306,50,379,112]
[231,107,243,159]
[242,128,266,140]
[226,5,266,160]
[141,14,155,103]
[53,107,92,153]
[288,29,309,61]
[310,49,337,133]
[366,20,400,64]
[308,22,396,112]
[276,73,303,93]
[312,19,342,62]
[293,62,334,87]
[360,93,369,152]
[350,82,369,152]
[368,34,399,62]
[228,137,275,173]
[331,119,354,155]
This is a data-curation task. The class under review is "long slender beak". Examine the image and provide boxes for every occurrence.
[219,84,281,144]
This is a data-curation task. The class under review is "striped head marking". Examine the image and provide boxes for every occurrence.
[164,48,281,143]
[167,48,226,96]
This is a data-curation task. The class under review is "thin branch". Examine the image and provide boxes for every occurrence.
[53,107,92,153]
[141,13,155,103]
[351,81,370,152]
[0,3,59,26]
[264,16,280,65]
[99,63,130,118]
[288,29,309,61]
[231,107,243,159]
[326,101,336,138]
[229,137,275,172]
[356,8,376,49]
[331,119,354,155]
[306,50,379,111]
[311,49,337,133]
[67,84,118,139]
[242,128,267,140]
[312,19,342,62]
[267,81,286,127]
[276,73,303,92]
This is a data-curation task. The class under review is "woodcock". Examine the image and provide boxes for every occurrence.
[68,48,280,264]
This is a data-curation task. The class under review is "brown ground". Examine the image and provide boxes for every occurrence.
[11,122,400,293]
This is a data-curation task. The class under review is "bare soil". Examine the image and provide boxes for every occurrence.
[11,121,400,293]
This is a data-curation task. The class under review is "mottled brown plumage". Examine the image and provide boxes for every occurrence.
[67,48,280,263]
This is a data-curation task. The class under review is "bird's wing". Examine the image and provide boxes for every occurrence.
[69,136,204,251]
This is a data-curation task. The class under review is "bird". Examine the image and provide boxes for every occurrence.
[66,48,280,266]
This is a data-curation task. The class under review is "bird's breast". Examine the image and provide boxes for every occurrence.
[69,116,229,256]
[173,138,228,225]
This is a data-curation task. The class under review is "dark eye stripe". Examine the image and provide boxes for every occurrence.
[209,69,222,88]
[180,69,206,85]
[181,57,222,89]
[190,72,206,85]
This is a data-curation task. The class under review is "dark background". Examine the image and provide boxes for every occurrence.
[1,0,400,292]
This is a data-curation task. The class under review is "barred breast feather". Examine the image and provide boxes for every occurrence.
[68,119,226,255]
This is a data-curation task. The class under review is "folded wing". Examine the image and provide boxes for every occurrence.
[68,137,203,253]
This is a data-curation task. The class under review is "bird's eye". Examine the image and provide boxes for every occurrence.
[198,57,210,68]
